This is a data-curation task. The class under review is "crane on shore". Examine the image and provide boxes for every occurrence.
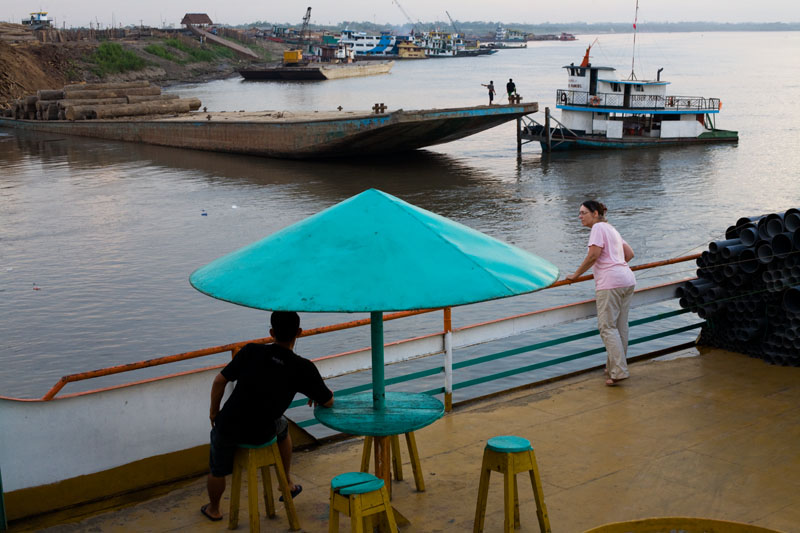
[445,11,460,36]
[393,0,421,35]
[300,6,311,44]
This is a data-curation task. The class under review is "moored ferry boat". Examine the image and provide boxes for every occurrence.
[337,29,398,58]
[522,44,738,151]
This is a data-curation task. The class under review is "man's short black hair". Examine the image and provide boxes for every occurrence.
[271,311,300,342]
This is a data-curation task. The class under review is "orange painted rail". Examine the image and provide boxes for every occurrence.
[38,254,700,401]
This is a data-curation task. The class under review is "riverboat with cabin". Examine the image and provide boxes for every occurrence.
[337,29,399,58]
[480,26,529,48]
[522,44,738,151]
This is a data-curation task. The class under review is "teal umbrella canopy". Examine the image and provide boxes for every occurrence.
[190,189,558,312]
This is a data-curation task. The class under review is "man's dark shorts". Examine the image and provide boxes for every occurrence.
[209,416,289,477]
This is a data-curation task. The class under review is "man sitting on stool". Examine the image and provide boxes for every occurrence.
[201,311,334,521]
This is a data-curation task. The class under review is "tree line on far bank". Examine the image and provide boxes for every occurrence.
[232,20,800,36]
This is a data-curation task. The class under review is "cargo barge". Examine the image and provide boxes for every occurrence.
[238,60,394,80]
[0,102,539,159]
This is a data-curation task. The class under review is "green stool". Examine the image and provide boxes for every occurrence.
[329,472,397,533]
[474,436,551,533]
[229,437,300,532]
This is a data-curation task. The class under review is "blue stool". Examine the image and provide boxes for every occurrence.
[473,436,551,533]
[329,472,397,533]
[229,437,300,532]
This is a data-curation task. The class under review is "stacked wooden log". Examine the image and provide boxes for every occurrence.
[0,22,37,42]
[1,81,201,120]
[678,208,800,366]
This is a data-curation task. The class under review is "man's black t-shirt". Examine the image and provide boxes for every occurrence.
[214,343,333,444]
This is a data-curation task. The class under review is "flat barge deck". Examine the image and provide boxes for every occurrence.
[0,102,538,159]
[19,347,799,532]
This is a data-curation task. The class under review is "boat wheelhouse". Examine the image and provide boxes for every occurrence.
[21,11,51,29]
[522,45,738,151]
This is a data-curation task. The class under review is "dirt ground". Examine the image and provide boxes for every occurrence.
[0,28,289,106]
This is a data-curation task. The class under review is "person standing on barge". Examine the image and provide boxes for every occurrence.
[506,78,516,100]
[201,311,334,521]
[566,201,636,386]
[482,80,496,104]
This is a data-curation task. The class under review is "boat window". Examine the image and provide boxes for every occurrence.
[577,68,586,77]
[633,85,644,92]
[610,83,621,92]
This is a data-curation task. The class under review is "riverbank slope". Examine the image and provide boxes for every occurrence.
[0,24,288,106]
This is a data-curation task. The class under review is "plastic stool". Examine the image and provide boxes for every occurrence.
[473,436,551,533]
[229,437,300,532]
[329,472,397,533]
[360,432,425,491]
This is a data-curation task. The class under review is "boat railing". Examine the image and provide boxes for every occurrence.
[33,254,702,404]
[557,90,721,111]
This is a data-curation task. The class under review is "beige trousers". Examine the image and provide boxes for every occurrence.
[596,285,635,380]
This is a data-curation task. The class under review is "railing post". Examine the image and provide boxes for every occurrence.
[443,307,453,412]
[1,466,7,530]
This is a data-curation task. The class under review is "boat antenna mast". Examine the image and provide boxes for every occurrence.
[629,0,639,80]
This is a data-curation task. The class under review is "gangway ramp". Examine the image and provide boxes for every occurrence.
[184,24,259,59]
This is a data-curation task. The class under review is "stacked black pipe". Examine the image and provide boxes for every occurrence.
[677,208,800,366]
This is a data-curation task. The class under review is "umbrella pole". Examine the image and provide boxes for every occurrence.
[370,311,386,411]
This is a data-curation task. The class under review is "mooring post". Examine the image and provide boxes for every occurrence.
[544,107,551,153]
[516,117,522,154]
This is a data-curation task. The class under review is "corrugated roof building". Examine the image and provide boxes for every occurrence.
[180,13,213,26]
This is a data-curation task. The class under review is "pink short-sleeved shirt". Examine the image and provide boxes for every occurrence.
[588,222,636,290]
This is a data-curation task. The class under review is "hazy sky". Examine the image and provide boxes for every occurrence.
[4,1,799,28]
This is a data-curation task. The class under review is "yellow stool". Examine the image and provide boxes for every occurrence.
[329,472,397,533]
[360,432,425,491]
[473,436,551,533]
[228,437,300,532]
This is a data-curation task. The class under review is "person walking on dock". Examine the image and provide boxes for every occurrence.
[566,201,636,386]
[201,311,334,521]
[506,78,516,100]
[482,80,496,104]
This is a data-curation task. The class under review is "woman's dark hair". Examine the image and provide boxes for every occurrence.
[581,200,607,217]
[271,311,300,342]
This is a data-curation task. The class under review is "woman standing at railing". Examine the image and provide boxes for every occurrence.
[566,201,636,386]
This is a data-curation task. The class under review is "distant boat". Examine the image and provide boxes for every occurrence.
[522,43,738,151]
[480,26,528,49]
[239,61,394,81]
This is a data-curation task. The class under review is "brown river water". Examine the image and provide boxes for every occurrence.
[1,32,799,399]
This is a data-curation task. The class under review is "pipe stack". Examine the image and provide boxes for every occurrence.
[1,81,201,120]
[678,208,800,366]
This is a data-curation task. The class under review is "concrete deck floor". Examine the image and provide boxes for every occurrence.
[19,346,800,532]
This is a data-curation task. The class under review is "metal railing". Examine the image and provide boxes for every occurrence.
[557,90,721,111]
[31,254,702,406]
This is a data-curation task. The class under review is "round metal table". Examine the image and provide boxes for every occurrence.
[315,391,444,498]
